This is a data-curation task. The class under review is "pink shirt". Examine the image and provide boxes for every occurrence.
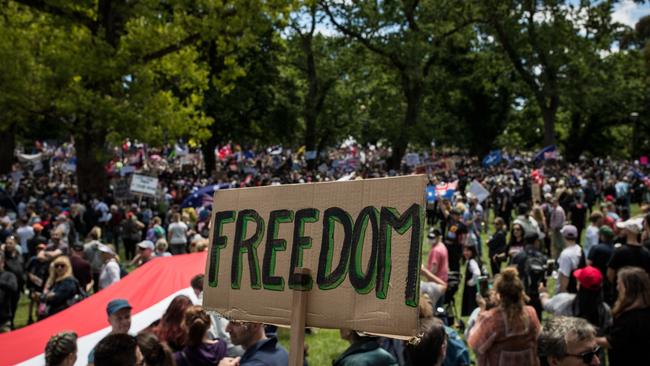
[427,243,449,283]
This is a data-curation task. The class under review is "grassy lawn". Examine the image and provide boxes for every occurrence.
[10,204,643,364]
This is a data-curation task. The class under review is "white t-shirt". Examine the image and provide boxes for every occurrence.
[99,259,121,289]
[168,221,188,245]
[15,225,35,253]
[556,244,582,292]
[584,225,599,257]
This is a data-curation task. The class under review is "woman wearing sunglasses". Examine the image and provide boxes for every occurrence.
[596,266,650,366]
[34,256,80,317]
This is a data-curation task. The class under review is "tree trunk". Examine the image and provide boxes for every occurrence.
[76,131,108,198]
[389,75,421,170]
[565,111,584,162]
[303,36,318,171]
[0,122,16,174]
[540,95,559,147]
[202,131,218,177]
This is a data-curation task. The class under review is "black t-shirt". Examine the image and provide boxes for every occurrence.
[607,244,650,275]
[607,307,650,366]
[588,243,614,277]
[445,220,467,272]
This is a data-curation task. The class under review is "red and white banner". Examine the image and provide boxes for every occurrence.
[0,252,207,366]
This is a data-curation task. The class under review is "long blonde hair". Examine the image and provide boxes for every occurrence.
[495,267,529,325]
[613,267,650,318]
[45,256,74,289]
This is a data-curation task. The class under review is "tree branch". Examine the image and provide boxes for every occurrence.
[11,0,96,31]
[141,33,201,63]
[319,0,406,70]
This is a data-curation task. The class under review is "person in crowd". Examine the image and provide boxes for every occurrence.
[44,229,68,260]
[568,197,588,244]
[106,205,123,249]
[122,212,145,261]
[468,267,541,366]
[155,294,193,352]
[154,239,172,257]
[503,222,526,263]
[94,333,143,366]
[420,264,448,307]
[488,217,507,275]
[425,228,448,283]
[0,251,18,332]
[588,226,616,304]
[168,213,189,255]
[25,243,49,323]
[45,331,78,366]
[540,266,612,336]
[607,218,650,283]
[69,242,93,292]
[88,298,133,365]
[538,316,601,366]
[190,274,244,357]
[2,235,24,327]
[130,240,155,267]
[83,227,104,293]
[550,198,566,258]
[15,218,34,258]
[174,305,227,366]
[584,212,603,258]
[403,317,447,366]
[556,225,583,294]
[98,245,120,290]
[35,256,79,317]
[461,243,482,317]
[136,332,175,366]
[464,195,484,255]
[45,332,77,366]
[28,223,47,258]
[223,320,289,365]
[532,205,550,256]
[642,212,650,249]
[146,217,166,243]
[511,232,548,320]
[597,266,650,366]
[333,329,397,366]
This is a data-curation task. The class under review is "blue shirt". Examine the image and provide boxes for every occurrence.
[240,337,288,366]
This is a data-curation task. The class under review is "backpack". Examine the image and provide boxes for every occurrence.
[65,278,88,308]
[523,252,547,295]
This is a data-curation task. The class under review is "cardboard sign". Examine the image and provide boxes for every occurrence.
[130,174,159,197]
[203,175,426,337]
[468,180,490,203]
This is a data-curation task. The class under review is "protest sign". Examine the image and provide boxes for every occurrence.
[405,153,420,167]
[468,180,490,203]
[130,174,159,197]
[203,175,426,337]
[114,178,133,201]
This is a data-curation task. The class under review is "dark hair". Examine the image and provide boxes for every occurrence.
[573,286,605,328]
[155,295,192,349]
[45,331,77,366]
[191,274,204,292]
[404,317,446,366]
[136,332,174,366]
[94,333,137,366]
[184,305,211,347]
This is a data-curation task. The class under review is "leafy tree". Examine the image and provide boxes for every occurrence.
[3,0,290,195]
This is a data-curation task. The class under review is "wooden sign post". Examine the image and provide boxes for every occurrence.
[289,268,309,366]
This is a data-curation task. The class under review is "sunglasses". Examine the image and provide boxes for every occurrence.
[54,264,66,269]
[566,346,599,364]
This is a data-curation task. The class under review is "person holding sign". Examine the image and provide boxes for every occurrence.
[221,321,288,366]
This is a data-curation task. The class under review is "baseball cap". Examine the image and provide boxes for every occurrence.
[573,266,603,290]
[616,218,643,234]
[137,240,155,251]
[106,299,132,316]
[560,225,578,239]
[598,226,614,240]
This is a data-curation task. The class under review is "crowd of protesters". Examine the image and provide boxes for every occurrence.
[2,139,650,365]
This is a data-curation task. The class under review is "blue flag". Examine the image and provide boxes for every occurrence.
[533,145,557,164]
[482,150,502,167]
